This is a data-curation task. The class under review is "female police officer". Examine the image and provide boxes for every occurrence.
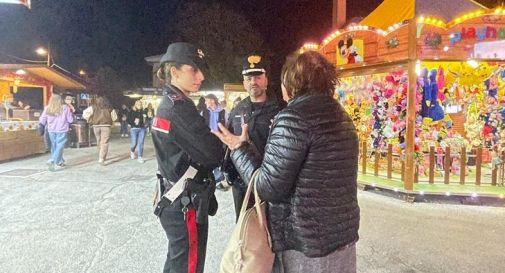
[151,42,224,273]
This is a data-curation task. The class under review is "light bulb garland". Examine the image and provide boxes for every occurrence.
[314,8,505,51]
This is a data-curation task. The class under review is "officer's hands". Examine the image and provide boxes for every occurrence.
[212,123,248,150]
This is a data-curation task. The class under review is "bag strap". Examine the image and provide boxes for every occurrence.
[239,169,273,248]
[252,173,265,227]
[239,170,269,229]
[239,169,259,216]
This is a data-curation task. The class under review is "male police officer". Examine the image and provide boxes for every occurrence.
[225,54,285,220]
[152,42,224,273]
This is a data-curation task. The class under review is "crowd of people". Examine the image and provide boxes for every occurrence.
[38,42,360,273]
[38,95,158,169]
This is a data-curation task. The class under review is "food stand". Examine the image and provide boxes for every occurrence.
[0,64,86,161]
[303,0,505,196]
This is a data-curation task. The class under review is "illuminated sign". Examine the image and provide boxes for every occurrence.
[450,26,505,44]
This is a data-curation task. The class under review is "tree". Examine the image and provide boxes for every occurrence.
[86,66,127,107]
[168,1,269,89]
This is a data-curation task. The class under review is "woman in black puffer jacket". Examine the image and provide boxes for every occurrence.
[214,51,360,272]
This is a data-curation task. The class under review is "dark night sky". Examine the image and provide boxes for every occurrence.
[0,0,497,88]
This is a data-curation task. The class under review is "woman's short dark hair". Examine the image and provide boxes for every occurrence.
[281,51,337,99]
[156,62,184,83]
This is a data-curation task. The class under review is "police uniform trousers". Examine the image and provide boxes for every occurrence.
[159,198,208,273]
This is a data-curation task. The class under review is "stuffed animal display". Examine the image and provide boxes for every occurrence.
[421,68,445,121]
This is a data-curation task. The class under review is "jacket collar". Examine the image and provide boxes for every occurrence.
[163,84,190,103]
[287,93,327,106]
[244,94,281,108]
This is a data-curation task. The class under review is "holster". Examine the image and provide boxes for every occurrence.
[153,170,218,223]
[153,172,171,217]
[186,174,218,224]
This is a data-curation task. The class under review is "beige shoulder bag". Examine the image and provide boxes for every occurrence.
[219,169,274,273]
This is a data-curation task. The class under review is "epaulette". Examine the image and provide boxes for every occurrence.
[163,85,185,104]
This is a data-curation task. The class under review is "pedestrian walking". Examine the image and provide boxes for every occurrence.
[202,93,227,191]
[213,51,360,272]
[232,97,241,110]
[145,102,155,136]
[219,100,230,125]
[86,96,116,165]
[151,42,224,273]
[202,94,226,130]
[119,104,130,137]
[223,54,284,221]
[39,94,74,171]
[128,100,146,163]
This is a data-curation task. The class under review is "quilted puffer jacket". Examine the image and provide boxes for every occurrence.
[231,93,360,257]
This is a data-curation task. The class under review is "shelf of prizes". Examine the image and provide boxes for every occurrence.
[301,6,505,196]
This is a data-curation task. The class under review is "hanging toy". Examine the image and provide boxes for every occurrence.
[420,68,431,118]
[484,73,499,98]
[437,67,445,89]
[443,114,453,129]
[427,69,445,121]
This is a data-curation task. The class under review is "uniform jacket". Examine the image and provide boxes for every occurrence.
[230,94,360,257]
[151,85,224,182]
[224,96,284,187]
[228,96,284,156]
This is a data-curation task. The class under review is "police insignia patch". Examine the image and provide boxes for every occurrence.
[152,117,171,134]
[248,55,261,68]
[197,49,205,59]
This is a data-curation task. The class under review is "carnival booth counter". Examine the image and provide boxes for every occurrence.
[0,64,85,161]
[302,0,505,197]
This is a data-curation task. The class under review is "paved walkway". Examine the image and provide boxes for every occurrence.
[0,137,504,273]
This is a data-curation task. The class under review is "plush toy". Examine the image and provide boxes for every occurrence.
[442,114,453,129]
[451,156,461,174]
[491,145,503,170]
[427,69,445,121]
[437,67,446,90]
[484,73,499,98]
[337,85,346,103]
[421,68,430,118]
[464,114,484,148]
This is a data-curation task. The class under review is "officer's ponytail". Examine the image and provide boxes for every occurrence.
[156,62,184,85]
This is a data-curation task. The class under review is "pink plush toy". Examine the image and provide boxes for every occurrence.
[451,155,461,174]
[437,67,445,90]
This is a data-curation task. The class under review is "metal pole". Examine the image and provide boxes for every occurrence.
[47,43,51,67]
[404,20,418,191]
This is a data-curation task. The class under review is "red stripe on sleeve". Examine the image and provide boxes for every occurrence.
[152,117,171,134]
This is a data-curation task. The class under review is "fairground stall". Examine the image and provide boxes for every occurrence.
[0,64,85,161]
[302,0,505,198]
